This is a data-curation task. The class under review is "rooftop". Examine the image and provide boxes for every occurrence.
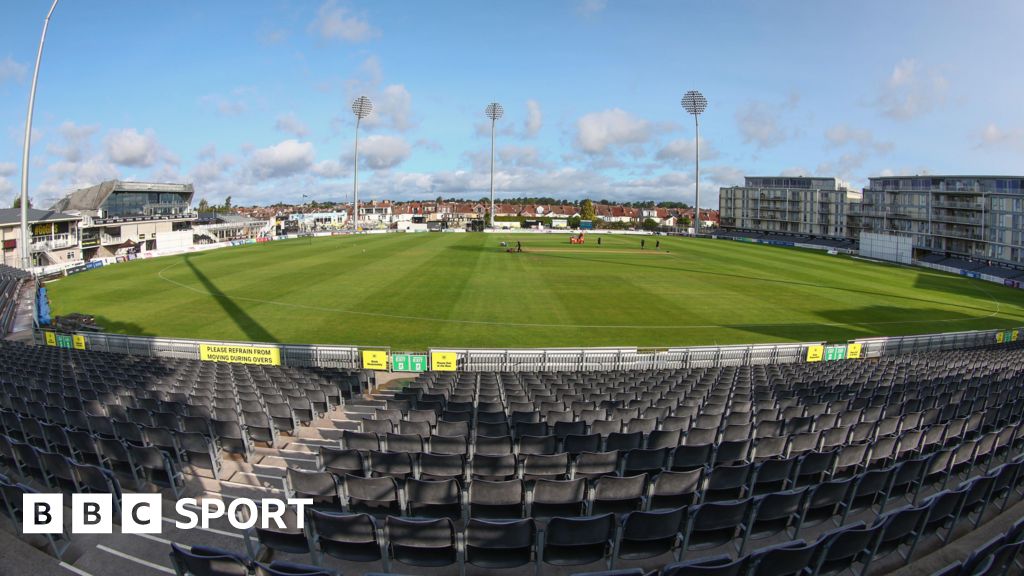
[51,180,195,213]
[0,208,80,227]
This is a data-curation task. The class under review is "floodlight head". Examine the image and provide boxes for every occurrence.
[681,90,707,115]
[351,95,373,119]
[485,102,504,121]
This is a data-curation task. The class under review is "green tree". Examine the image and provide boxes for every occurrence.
[11,196,32,209]
[197,198,210,212]
[580,198,596,221]
[223,196,232,210]
[642,218,659,231]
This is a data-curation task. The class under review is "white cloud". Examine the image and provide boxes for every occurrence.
[249,139,316,179]
[873,59,948,120]
[498,146,546,169]
[976,123,1022,148]
[780,167,812,177]
[259,29,288,46]
[190,145,237,185]
[37,156,120,203]
[825,124,893,154]
[372,84,413,131]
[735,101,790,149]
[0,162,16,177]
[335,58,416,133]
[656,137,717,167]
[200,87,257,117]
[816,152,870,181]
[576,108,652,155]
[0,178,12,197]
[577,0,607,17]
[312,160,346,178]
[106,128,164,167]
[818,124,893,180]
[309,1,378,42]
[524,100,542,137]
[47,122,99,162]
[275,113,309,138]
[0,56,27,84]
[358,135,411,170]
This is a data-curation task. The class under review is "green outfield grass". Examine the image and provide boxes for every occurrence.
[45,233,1024,349]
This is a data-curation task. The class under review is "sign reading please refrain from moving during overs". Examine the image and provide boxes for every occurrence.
[199,344,281,365]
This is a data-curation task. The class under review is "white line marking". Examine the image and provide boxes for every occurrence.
[133,532,178,546]
[96,544,175,574]
[161,516,245,539]
[59,563,95,576]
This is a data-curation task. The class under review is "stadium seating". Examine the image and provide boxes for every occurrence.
[0,264,29,337]
[0,340,1024,574]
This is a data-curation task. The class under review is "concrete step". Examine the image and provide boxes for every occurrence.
[256,455,318,471]
[222,472,286,492]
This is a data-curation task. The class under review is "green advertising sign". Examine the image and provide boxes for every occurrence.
[393,354,429,372]
[823,345,847,361]
[56,334,74,349]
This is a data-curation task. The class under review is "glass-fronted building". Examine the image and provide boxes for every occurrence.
[859,176,1024,266]
[719,176,859,239]
[51,180,196,260]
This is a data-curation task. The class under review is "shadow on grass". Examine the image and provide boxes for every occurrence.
[183,254,277,343]
[528,250,1005,316]
[88,318,158,337]
[912,271,1024,308]
[726,305,1001,342]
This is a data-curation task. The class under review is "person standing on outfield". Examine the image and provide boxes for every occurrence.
[656,240,660,249]
[516,240,522,253]
[641,239,645,250]
[597,237,601,246]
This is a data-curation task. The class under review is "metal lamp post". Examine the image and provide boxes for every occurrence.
[19,0,60,270]
[485,102,503,229]
[681,90,708,234]
[351,96,373,233]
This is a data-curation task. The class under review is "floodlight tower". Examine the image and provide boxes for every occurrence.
[19,0,59,270]
[351,95,373,233]
[681,90,708,234]
[485,102,504,229]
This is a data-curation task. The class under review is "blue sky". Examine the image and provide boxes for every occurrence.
[0,0,1022,208]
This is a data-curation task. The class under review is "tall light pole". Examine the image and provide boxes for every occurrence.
[681,90,708,235]
[19,0,60,271]
[485,102,503,229]
[351,95,373,233]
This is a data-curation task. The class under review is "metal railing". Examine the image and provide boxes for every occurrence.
[32,324,1020,372]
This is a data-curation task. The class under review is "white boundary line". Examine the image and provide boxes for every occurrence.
[58,563,95,576]
[96,544,175,574]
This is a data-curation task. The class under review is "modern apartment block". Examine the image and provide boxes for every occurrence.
[719,176,858,238]
[859,176,1024,266]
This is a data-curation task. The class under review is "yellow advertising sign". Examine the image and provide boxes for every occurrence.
[72,335,86,350]
[44,331,56,346]
[431,351,458,372]
[806,345,824,363]
[199,343,281,365]
[32,222,54,236]
[997,332,1005,344]
[1013,330,1020,342]
[846,342,862,359]
[361,350,389,370]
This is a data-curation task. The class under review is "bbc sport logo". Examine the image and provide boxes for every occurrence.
[23,494,314,534]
